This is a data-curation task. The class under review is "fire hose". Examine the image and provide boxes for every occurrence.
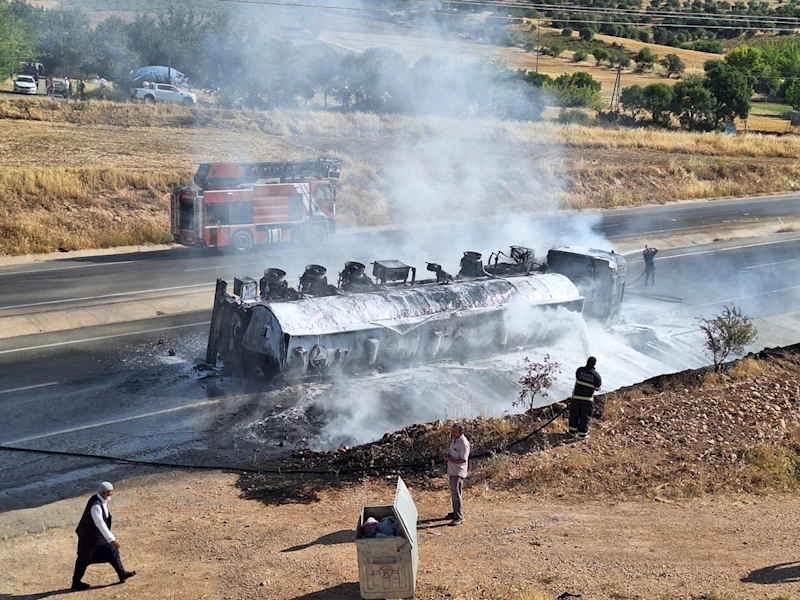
[0,406,568,477]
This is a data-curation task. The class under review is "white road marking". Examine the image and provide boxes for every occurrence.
[741,258,800,271]
[0,260,138,277]
[655,238,800,261]
[0,382,59,396]
[686,284,800,310]
[609,221,751,239]
[185,261,272,272]
[1,398,226,445]
[0,321,210,355]
[0,282,215,311]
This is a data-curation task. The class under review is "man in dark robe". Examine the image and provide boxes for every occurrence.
[71,481,136,590]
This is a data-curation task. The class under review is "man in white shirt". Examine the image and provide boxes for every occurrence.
[71,481,136,590]
[444,423,470,526]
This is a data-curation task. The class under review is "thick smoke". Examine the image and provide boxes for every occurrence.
[187,5,713,450]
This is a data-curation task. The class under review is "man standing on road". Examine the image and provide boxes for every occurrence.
[568,357,602,441]
[444,423,470,526]
[643,245,659,288]
[71,481,136,590]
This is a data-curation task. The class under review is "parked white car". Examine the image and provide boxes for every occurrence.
[130,82,197,106]
[13,75,37,95]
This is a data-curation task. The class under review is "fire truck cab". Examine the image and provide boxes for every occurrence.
[171,158,341,252]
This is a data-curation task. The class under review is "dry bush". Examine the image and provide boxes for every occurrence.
[741,426,800,492]
[729,357,765,379]
[702,371,727,388]
[777,225,796,233]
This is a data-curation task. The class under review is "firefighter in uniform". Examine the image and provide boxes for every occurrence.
[568,357,602,441]
[643,245,659,288]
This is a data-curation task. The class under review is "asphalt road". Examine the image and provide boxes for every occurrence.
[1,234,799,511]
[0,194,797,318]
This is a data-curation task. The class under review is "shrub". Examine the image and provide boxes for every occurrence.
[579,27,595,41]
[573,51,588,63]
[698,305,758,370]
[558,108,592,125]
[562,27,573,37]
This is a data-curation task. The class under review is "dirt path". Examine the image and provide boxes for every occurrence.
[1,470,798,600]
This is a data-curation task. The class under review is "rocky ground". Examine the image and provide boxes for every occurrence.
[2,344,800,600]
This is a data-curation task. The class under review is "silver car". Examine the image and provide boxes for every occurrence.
[13,75,37,94]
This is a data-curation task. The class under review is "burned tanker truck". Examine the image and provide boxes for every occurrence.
[205,246,626,381]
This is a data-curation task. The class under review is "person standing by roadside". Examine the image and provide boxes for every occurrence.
[71,481,136,590]
[643,245,659,288]
[444,423,470,526]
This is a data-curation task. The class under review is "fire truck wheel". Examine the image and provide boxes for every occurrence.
[306,224,328,244]
[230,231,254,254]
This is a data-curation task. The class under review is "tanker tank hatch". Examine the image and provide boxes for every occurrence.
[299,264,337,297]
[458,251,487,279]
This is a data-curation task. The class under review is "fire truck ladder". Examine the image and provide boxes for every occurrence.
[194,158,342,188]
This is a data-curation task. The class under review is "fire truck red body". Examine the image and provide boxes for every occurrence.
[170,158,341,252]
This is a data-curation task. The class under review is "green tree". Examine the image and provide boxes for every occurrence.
[671,75,715,130]
[37,7,95,75]
[592,47,610,66]
[634,47,658,73]
[660,53,686,78]
[786,78,800,108]
[0,1,37,77]
[620,84,646,119]
[725,45,764,73]
[573,50,588,63]
[547,71,604,109]
[704,59,752,127]
[642,83,674,126]
[579,27,595,41]
[86,16,138,81]
[561,27,573,37]
[548,42,565,58]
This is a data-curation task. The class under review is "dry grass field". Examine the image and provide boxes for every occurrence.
[1,96,799,255]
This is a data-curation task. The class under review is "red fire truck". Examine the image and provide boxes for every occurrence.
[170,158,341,252]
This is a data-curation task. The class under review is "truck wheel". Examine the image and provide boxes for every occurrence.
[144,95,155,104]
[230,231,254,254]
[306,224,328,244]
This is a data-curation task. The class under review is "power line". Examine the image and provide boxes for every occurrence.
[22,0,800,30]
[415,0,800,26]
[207,0,800,30]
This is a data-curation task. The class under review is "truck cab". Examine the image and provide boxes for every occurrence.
[546,247,626,323]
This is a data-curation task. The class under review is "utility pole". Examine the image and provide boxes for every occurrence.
[535,19,541,74]
[609,45,625,112]
[167,4,173,84]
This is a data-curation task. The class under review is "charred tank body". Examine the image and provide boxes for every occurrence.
[206,246,626,381]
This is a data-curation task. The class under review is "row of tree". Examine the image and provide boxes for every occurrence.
[620,60,753,130]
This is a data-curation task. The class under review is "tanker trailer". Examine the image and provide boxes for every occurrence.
[204,246,625,381]
[211,272,584,380]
